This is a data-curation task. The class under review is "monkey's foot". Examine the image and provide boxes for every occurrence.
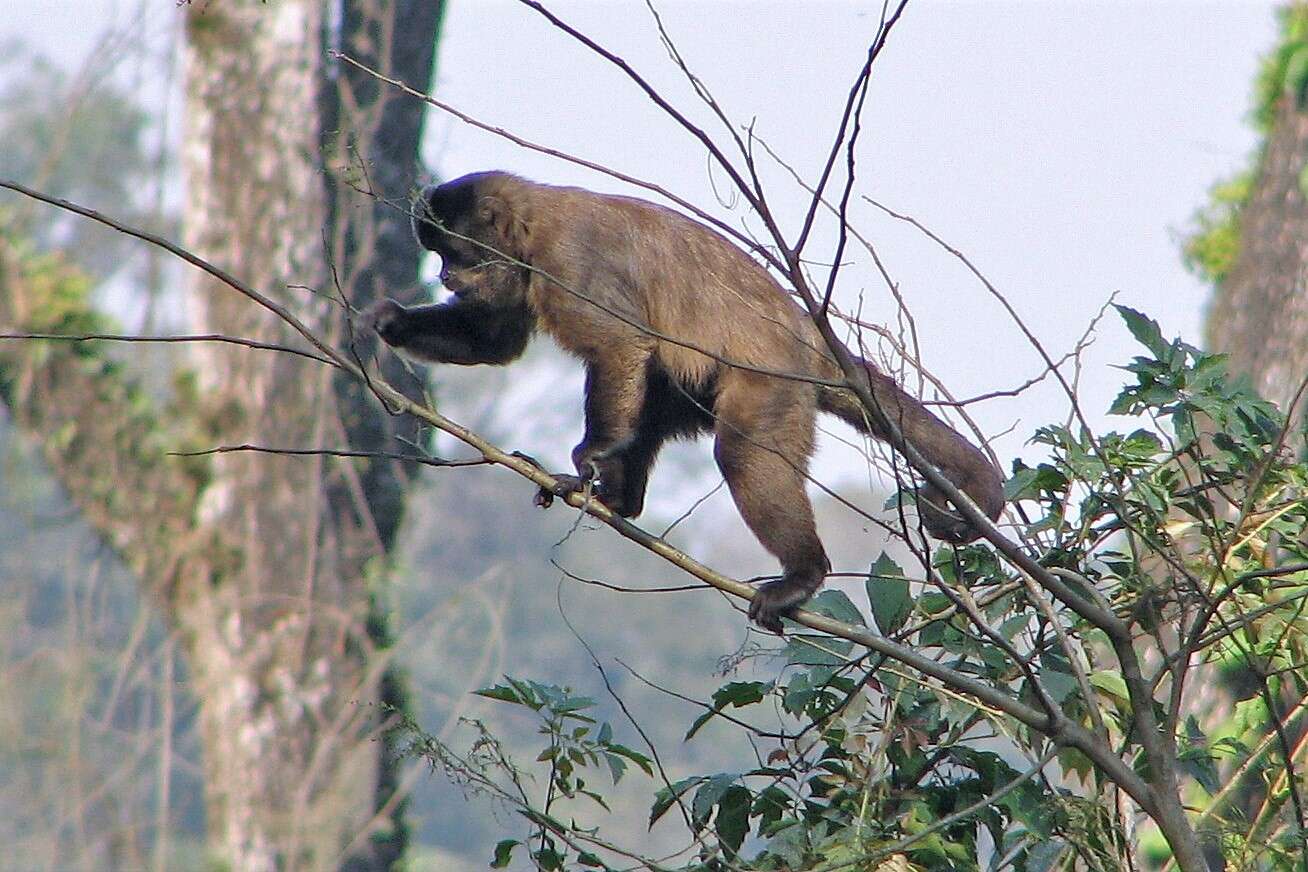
[507,451,576,509]
[748,580,817,634]
[534,472,592,509]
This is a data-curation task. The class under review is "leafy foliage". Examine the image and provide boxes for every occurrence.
[393,307,1308,869]
[1252,6,1308,133]
[1182,170,1253,285]
[474,678,654,801]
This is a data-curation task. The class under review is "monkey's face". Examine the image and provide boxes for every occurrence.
[412,178,528,307]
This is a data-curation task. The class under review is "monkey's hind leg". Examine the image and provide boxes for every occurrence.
[528,353,654,516]
[563,355,654,517]
[713,378,830,633]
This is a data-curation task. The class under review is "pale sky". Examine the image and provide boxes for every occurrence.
[421,0,1279,507]
[0,0,1282,514]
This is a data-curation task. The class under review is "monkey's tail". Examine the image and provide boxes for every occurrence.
[816,357,1005,542]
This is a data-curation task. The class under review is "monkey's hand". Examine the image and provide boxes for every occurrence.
[518,451,635,516]
[536,473,588,509]
[360,298,409,347]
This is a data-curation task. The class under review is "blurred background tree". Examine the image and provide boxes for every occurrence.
[0,1,442,868]
[1191,5,1308,421]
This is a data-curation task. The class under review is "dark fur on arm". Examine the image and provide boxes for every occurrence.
[364,297,534,366]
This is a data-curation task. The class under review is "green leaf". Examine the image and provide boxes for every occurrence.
[531,846,564,871]
[919,592,952,616]
[1089,670,1129,701]
[1179,715,1220,795]
[650,777,701,828]
[474,682,531,707]
[604,743,653,776]
[752,785,789,833]
[1288,45,1308,109]
[997,614,1030,642]
[783,634,853,666]
[554,695,597,713]
[919,620,946,649]
[807,589,866,626]
[715,785,753,858]
[578,787,610,811]
[715,680,771,708]
[1037,651,1079,705]
[1024,839,1068,872]
[490,839,520,868]
[978,643,1010,674]
[867,552,912,635]
[603,752,627,783]
[1004,466,1040,500]
[692,773,736,828]
[1180,753,1220,796]
[508,677,542,706]
[682,710,716,741]
[782,671,815,715]
[766,819,807,865]
[1115,304,1169,359]
[685,681,772,740]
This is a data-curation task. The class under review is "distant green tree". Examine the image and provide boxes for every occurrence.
[0,41,167,284]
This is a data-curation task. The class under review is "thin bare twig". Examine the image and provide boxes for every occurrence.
[166,443,494,468]
[329,52,782,272]
[558,595,699,836]
[0,179,344,368]
[0,331,334,365]
[549,559,705,594]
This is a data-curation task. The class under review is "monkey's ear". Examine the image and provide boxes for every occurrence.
[477,197,530,259]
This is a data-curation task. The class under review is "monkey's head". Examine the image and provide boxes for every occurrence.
[412,172,531,306]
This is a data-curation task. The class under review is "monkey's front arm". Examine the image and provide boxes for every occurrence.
[363,297,533,366]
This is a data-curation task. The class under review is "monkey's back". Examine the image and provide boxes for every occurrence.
[516,178,830,392]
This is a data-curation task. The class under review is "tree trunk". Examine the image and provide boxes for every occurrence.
[1206,82,1308,414]
[180,2,441,867]
[0,1,441,868]
[182,4,367,867]
[1199,17,1308,868]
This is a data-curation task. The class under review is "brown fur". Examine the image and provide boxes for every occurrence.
[366,171,1004,632]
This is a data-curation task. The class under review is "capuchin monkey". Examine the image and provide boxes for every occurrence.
[364,171,1004,632]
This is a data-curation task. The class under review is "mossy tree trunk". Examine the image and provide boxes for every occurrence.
[1194,14,1308,865]
[1206,47,1308,415]
[0,1,442,868]
[181,1,443,865]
